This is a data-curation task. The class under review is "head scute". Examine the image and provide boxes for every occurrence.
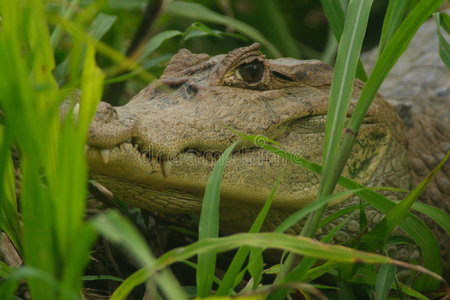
[160,49,212,85]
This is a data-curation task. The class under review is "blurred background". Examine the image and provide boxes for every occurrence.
[49,0,392,105]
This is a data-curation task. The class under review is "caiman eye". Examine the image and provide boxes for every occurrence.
[236,60,264,83]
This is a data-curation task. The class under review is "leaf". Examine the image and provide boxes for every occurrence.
[197,142,239,297]
[435,13,450,69]
[321,0,445,289]
[165,1,281,57]
[411,202,450,235]
[88,12,117,41]
[378,0,410,54]
[301,0,374,242]
[274,189,365,233]
[375,264,396,300]
[255,0,300,58]
[320,0,368,80]
[216,180,278,295]
[115,232,443,296]
[238,134,442,290]
[361,151,449,251]
[138,30,182,61]
[92,211,155,267]
[93,211,187,300]
[183,22,223,41]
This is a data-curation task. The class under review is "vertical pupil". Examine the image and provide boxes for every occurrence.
[238,60,263,83]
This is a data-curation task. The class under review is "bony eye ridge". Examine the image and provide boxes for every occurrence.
[236,59,264,83]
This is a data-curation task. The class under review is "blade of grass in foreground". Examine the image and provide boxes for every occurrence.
[165,1,281,57]
[0,128,21,252]
[331,1,445,288]
[336,0,445,182]
[216,179,279,295]
[320,0,368,80]
[301,0,373,241]
[374,264,396,300]
[435,12,450,69]
[93,211,187,300]
[378,0,410,54]
[238,134,442,288]
[197,141,239,298]
[361,151,449,251]
[111,231,443,299]
[162,233,444,282]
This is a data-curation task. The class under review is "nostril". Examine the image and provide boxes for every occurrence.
[185,83,198,97]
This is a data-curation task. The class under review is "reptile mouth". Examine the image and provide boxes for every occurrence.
[86,115,336,178]
[86,138,255,177]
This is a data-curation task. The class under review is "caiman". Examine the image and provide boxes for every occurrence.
[85,16,449,272]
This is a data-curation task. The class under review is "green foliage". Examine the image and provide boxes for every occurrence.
[0,0,449,299]
[435,12,450,68]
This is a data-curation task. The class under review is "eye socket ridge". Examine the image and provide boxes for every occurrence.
[236,59,264,84]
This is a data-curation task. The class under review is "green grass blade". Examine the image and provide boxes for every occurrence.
[338,281,358,300]
[378,0,410,54]
[361,152,449,250]
[238,134,442,287]
[92,212,154,268]
[274,189,364,233]
[321,0,373,190]
[336,0,445,193]
[435,12,450,69]
[138,30,182,61]
[197,141,239,297]
[216,180,278,295]
[0,128,21,252]
[110,268,150,300]
[52,16,155,82]
[320,0,368,80]
[256,0,301,58]
[375,264,396,300]
[157,233,443,281]
[93,211,187,300]
[319,1,445,288]
[411,202,450,235]
[320,204,362,228]
[285,215,354,285]
[397,282,430,300]
[88,12,117,41]
[165,1,282,57]
[50,0,82,48]
[113,231,444,298]
[303,0,373,240]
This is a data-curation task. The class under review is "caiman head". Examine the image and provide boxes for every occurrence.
[86,43,410,231]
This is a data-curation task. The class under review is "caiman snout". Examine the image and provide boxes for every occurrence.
[87,101,136,149]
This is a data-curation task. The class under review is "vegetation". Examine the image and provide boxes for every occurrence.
[0,0,449,299]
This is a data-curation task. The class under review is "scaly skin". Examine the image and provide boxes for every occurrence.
[86,43,410,234]
[86,16,450,275]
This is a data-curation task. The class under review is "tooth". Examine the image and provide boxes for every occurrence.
[161,160,172,177]
[134,143,139,149]
[85,145,89,153]
[100,149,110,164]
[73,103,80,119]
